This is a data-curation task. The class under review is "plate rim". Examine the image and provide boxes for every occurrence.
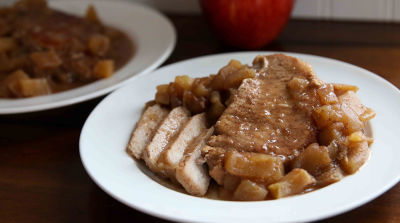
[80,51,400,222]
[0,0,176,114]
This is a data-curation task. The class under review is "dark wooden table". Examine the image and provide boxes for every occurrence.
[1,16,400,223]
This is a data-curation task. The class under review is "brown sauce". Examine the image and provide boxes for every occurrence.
[0,0,134,98]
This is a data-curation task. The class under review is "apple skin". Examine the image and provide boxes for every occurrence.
[200,0,294,49]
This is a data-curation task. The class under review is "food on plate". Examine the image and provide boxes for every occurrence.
[175,127,214,196]
[142,106,190,172]
[127,104,169,159]
[0,0,133,98]
[126,54,375,201]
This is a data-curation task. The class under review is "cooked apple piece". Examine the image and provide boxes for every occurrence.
[288,77,309,91]
[233,179,268,201]
[168,83,183,107]
[318,122,345,146]
[224,151,284,184]
[85,4,100,23]
[192,82,210,97]
[340,141,370,174]
[252,55,269,68]
[327,142,340,160]
[333,83,359,96]
[292,143,332,176]
[312,104,342,129]
[4,70,30,97]
[183,90,207,114]
[88,34,110,56]
[268,168,316,199]
[316,84,338,105]
[339,103,364,134]
[0,37,16,53]
[155,84,170,105]
[228,59,242,69]
[211,60,242,90]
[316,166,344,187]
[348,131,373,144]
[211,60,255,90]
[313,103,363,134]
[19,78,51,97]
[93,59,114,79]
[175,75,193,91]
[30,50,62,70]
[338,91,367,117]
[359,107,376,122]
[192,76,213,97]
[228,67,256,87]
[208,91,226,121]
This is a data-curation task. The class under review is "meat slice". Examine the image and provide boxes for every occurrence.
[176,127,214,196]
[208,54,318,160]
[126,104,169,159]
[158,113,207,174]
[143,106,190,172]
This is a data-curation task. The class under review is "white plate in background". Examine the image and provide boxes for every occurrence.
[80,52,400,222]
[0,0,175,114]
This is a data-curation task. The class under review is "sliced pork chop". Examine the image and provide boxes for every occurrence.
[176,127,214,196]
[126,104,169,159]
[208,54,318,160]
[143,106,190,172]
[158,113,207,175]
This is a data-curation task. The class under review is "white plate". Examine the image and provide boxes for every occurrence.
[0,0,175,114]
[80,52,400,222]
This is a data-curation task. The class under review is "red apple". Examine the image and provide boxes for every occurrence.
[200,0,294,49]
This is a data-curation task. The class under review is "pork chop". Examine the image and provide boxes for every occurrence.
[158,113,207,175]
[176,127,214,196]
[208,54,318,161]
[126,104,169,159]
[143,106,190,172]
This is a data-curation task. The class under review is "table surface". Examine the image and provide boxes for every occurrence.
[1,15,400,223]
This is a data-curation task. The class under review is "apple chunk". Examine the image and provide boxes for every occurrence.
[224,150,284,184]
[233,179,268,201]
[268,168,316,199]
[291,143,332,176]
[340,141,370,174]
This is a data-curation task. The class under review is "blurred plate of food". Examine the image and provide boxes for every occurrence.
[80,52,400,222]
[0,0,175,114]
